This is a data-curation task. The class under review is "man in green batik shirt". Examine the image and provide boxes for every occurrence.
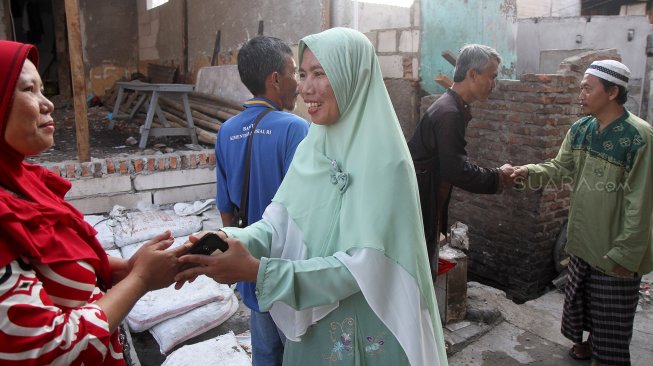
[511,60,652,366]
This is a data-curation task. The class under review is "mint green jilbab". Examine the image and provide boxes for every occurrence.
[222,27,447,366]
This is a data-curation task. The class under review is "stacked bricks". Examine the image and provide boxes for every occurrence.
[445,50,619,301]
[43,149,217,214]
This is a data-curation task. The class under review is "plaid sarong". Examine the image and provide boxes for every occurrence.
[561,255,641,366]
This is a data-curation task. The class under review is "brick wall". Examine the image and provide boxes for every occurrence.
[43,150,217,214]
[445,50,620,301]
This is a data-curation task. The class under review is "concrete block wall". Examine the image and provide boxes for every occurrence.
[367,28,420,79]
[42,150,217,215]
[444,52,610,302]
[363,0,421,80]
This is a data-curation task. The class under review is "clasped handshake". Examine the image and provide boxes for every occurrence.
[497,163,529,190]
[124,230,257,294]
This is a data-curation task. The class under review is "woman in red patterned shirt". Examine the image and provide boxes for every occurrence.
[0,41,185,365]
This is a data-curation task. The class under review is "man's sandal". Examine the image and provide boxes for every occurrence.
[568,341,591,361]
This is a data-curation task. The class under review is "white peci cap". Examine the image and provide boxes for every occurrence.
[585,60,630,87]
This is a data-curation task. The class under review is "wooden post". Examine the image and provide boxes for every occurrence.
[64,0,90,162]
[181,0,188,83]
[322,0,331,30]
[2,0,14,40]
[52,0,71,98]
[210,30,221,66]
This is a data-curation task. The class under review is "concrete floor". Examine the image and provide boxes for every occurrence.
[450,276,653,366]
[130,276,653,365]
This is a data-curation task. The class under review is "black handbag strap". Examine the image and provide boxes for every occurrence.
[238,108,273,223]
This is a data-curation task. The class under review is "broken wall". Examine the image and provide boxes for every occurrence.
[516,16,649,84]
[136,0,324,84]
[80,0,139,97]
[352,0,422,136]
[516,0,579,18]
[446,50,620,302]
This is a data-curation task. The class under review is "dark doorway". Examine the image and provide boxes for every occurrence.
[10,0,69,98]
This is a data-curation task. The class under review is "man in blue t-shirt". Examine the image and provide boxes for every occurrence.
[215,36,309,366]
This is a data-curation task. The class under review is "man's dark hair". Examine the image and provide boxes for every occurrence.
[598,78,628,105]
[237,36,293,96]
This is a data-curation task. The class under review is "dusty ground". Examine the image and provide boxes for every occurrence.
[27,97,211,165]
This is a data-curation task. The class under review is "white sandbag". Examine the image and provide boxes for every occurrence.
[201,207,223,231]
[173,199,215,216]
[84,214,115,249]
[126,276,230,333]
[111,209,203,247]
[151,293,239,355]
[161,331,250,366]
[119,235,190,260]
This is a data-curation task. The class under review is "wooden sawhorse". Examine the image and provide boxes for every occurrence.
[109,81,198,149]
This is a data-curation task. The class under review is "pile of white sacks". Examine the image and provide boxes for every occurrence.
[85,200,251,365]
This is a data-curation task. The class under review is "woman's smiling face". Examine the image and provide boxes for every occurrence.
[298,48,340,126]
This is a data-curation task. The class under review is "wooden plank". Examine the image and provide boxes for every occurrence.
[442,50,457,67]
[162,111,216,145]
[121,91,139,113]
[188,91,244,111]
[64,0,90,162]
[434,74,453,89]
[210,30,221,66]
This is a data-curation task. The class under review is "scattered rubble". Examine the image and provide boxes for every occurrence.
[640,280,652,308]
[28,98,214,165]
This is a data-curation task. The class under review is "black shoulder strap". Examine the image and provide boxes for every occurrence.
[239,108,273,221]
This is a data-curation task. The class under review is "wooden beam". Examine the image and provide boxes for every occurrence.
[64,0,90,162]
[434,74,453,89]
[322,0,331,30]
[2,0,14,40]
[210,30,221,66]
[181,0,188,82]
[442,50,457,67]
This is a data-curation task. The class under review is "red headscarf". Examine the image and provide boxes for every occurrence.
[0,40,111,286]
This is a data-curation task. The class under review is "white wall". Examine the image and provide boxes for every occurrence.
[516,15,650,83]
[516,0,579,18]
[331,0,414,32]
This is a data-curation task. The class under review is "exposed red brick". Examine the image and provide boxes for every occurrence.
[521,74,553,83]
[169,156,178,169]
[158,158,166,171]
[134,159,144,173]
[147,158,155,171]
[81,163,91,177]
[119,161,128,174]
[106,159,116,174]
[66,164,75,178]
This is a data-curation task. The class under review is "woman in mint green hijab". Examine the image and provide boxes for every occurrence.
[177,27,448,365]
